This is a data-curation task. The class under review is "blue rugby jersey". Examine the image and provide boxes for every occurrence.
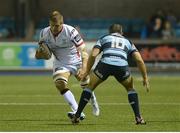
[94,33,137,66]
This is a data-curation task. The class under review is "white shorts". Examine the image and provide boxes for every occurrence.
[52,60,89,87]
[53,61,82,74]
[53,60,81,81]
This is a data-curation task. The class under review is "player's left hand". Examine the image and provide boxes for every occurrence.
[143,79,150,92]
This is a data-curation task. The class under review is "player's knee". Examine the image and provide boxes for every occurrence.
[54,78,67,91]
[80,76,90,88]
[121,76,134,91]
[87,81,96,90]
[123,77,134,91]
[87,75,102,90]
[54,79,70,95]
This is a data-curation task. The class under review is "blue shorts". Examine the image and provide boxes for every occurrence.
[93,61,130,82]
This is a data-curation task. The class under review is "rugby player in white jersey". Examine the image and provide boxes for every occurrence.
[71,24,150,125]
[35,11,100,120]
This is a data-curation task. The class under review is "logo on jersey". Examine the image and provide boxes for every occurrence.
[70,29,75,35]
[74,34,81,42]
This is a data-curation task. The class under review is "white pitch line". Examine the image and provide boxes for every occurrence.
[0,103,66,105]
[0,102,180,106]
[0,95,58,97]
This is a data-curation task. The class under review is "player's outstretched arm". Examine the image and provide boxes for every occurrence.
[85,48,100,77]
[76,44,89,80]
[79,44,89,72]
[132,51,150,92]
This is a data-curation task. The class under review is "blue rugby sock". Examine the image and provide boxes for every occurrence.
[75,88,92,118]
[128,90,141,118]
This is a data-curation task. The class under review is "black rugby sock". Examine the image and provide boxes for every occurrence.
[75,88,92,118]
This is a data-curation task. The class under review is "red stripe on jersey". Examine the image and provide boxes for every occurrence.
[76,51,80,58]
[76,41,84,47]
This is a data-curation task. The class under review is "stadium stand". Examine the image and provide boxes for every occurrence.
[175,24,180,37]
[0,17,15,38]
[33,18,145,40]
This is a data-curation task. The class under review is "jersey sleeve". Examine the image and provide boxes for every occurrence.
[39,29,45,43]
[70,28,84,47]
[127,40,138,55]
[93,40,102,50]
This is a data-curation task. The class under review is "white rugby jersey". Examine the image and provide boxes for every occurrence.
[39,24,84,65]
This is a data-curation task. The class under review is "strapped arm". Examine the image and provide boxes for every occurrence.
[77,44,88,71]
[86,47,101,75]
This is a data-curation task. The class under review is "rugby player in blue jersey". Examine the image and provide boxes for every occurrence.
[71,24,150,125]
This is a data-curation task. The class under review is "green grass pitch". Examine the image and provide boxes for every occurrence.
[0,75,180,131]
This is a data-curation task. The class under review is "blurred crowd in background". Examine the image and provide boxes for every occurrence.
[0,7,180,41]
[33,9,180,41]
[141,9,179,40]
[1,9,180,41]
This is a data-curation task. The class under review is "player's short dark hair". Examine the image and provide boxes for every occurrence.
[109,24,123,34]
[49,11,63,23]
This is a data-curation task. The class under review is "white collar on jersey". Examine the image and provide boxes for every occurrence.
[111,33,124,38]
